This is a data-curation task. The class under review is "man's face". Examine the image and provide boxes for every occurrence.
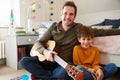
[61,6,76,26]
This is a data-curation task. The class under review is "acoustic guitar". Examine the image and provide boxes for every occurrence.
[30,40,84,80]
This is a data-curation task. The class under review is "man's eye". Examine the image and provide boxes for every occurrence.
[70,13,74,16]
[64,12,67,15]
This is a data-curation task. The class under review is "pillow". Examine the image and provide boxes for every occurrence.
[91,25,112,29]
[37,21,54,35]
[104,19,120,28]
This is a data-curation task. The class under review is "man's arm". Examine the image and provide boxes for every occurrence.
[33,22,57,54]
[93,28,120,37]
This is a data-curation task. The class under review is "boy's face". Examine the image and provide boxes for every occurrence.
[78,36,93,49]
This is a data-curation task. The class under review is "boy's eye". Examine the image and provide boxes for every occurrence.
[82,38,85,40]
[82,37,91,40]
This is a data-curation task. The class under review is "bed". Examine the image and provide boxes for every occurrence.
[93,35,120,67]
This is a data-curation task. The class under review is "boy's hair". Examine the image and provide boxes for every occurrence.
[62,1,77,17]
[76,27,94,38]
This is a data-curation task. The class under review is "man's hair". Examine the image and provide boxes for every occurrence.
[62,1,77,17]
[76,27,94,38]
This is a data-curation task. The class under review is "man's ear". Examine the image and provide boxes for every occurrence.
[60,11,63,19]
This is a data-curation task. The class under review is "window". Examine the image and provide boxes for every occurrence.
[0,1,11,27]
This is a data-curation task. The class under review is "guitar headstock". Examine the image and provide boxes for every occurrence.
[65,64,84,80]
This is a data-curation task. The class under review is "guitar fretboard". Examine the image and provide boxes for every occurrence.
[54,55,68,68]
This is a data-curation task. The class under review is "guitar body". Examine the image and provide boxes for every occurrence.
[30,40,59,61]
[30,40,84,80]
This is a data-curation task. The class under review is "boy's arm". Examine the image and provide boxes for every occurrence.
[92,49,102,70]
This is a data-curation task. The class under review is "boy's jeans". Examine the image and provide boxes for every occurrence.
[76,63,118,80]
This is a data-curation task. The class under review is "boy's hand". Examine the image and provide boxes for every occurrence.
[88,68,97,79]
[88,68,96,74]
[96,69,104,80]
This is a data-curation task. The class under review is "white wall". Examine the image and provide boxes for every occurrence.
[19,0,120,28]
[0,0,20,37]
[74,0,120,25]
[75,10,120,26]
[75,0,120,14]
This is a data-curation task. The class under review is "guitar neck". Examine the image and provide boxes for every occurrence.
[54,55,68,68]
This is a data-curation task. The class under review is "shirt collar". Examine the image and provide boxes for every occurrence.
[56,21,76,32]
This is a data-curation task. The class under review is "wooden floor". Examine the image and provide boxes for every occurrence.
[0,64,30,80]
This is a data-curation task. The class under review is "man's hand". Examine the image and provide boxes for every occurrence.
[43,49,57,62]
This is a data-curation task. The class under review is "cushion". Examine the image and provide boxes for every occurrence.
[35,21,54,35]
[91,25,112,29]
[104,19,120,28]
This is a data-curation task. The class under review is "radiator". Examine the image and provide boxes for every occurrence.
[0,40,5,59]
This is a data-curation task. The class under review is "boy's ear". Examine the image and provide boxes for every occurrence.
[77,37,81,42]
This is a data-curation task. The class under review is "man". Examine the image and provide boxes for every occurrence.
[20,1,118,80]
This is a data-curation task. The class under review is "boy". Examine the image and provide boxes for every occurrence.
[73,27,117,80]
